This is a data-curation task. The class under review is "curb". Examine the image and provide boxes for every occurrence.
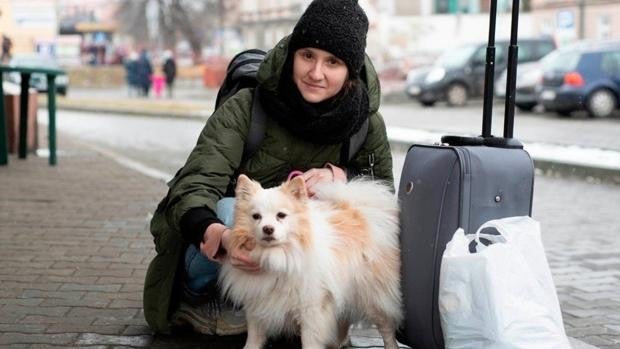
[56,104,211,120]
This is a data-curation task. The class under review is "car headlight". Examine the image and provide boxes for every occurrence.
[425,68,446,84]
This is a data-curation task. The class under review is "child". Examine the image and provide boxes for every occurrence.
[151,67,166,99]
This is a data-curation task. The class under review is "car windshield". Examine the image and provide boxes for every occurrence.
[435,44,478,69]
[541,49,580,72]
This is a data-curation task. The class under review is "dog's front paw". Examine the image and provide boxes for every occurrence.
[230,229,256,250]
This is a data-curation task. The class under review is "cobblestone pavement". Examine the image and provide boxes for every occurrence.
[534,175,620,348]
[0,131,618,348]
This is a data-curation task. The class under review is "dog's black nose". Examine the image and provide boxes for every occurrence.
[263,226,274,235]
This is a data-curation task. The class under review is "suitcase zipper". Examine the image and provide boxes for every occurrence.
[453,147,471,233]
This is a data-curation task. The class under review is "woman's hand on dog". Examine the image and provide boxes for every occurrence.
[221,228,261,272]
[200,223,260,272]
[302,164,346,197]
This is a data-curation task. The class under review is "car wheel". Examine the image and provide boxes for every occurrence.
[516,102,536,112]
[586,89,616,118]
[420,100,436,107]
[446,83,467,107]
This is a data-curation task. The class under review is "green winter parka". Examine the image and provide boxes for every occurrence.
[143,36,393,334]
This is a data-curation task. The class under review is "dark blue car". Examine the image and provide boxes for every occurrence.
[538,41,620,118]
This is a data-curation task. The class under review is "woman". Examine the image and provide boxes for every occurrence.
[143,0,394,338]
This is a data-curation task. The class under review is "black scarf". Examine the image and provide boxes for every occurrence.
[259,59,369,145]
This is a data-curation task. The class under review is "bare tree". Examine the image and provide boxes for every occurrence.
[117,0,223,62]
[117,0,150,44]
[157,0,177,50]
[169,0,206,59]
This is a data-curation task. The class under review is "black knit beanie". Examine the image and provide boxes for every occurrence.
[289,0,369,78]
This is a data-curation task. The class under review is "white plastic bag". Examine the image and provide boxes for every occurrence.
[438,216,571,349]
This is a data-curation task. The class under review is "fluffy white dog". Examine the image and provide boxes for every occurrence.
[219,175,402,349]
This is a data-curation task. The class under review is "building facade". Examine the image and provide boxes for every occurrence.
[57,0,121,65]
[0,0,58,58]
[237,0,306,50]
[531,0,620,45]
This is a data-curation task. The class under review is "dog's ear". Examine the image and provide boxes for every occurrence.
[236,174,260,201]
[284,176,307,201]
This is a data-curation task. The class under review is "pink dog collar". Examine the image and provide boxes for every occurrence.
[287,170,304,181]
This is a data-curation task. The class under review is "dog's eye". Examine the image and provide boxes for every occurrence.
[252,213,261,220]
[276,212,287,220]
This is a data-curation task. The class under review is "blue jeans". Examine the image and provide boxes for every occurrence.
[184,198,236,293]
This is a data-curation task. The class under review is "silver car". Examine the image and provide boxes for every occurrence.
[495,60,544,111]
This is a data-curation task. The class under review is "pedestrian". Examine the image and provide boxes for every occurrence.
[162,50,177,98]
[1,35,13,63]
[123,51,139,97]
[143,0,392,344]
[136,49,153,97]
[151,66,166,99]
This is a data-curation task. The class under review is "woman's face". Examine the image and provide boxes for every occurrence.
[292,47,349,103]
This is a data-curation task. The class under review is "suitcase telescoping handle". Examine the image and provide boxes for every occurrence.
[442,0,523,149]
[502,0,521,139]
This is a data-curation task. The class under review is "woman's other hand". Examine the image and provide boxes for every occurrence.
[301,163,346,197]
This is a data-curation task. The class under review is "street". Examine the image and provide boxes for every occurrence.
[381,101,620,151]
[33,102,620,347]
[42,99,620,174]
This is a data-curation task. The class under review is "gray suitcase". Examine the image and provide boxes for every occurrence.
[396,0,534,347]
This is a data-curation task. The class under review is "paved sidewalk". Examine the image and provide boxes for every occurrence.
[0,135,164,348]
[1,130,618,348]
[0,135,620,349]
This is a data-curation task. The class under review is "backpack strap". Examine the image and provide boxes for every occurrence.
[342,118,369,163]
[242,88,267,163]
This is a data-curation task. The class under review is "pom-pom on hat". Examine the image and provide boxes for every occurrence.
[288,0,369,78]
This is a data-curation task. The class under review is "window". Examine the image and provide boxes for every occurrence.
[535,42,556,60]
[601,51,620,75]
[518,43,535,63]
[597,15,611,40]
[541,49,580,72]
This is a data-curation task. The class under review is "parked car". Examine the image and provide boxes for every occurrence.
[495,60,547,112]
[404,66,431,102]
[538,41,620,118]
[406,38,556,107]
[7,55,69,96]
